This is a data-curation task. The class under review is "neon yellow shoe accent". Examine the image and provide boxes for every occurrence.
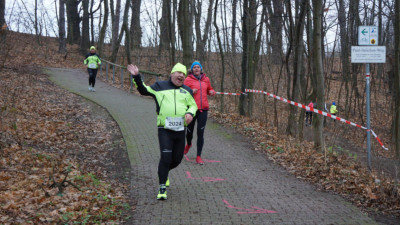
[166,178,170,187]
[157,185,167,200]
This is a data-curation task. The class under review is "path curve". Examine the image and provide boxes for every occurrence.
[45,68,377,225]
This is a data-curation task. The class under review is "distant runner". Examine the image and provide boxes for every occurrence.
[83,46,101,92]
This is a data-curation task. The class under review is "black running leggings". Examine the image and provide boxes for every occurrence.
[186,110,208,156]
[88,68,98,87]
[158,128,185,185]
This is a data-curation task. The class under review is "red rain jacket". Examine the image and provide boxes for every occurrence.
[184,73,215,111]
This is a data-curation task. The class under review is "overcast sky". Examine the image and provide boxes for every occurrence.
[5,0,340,52]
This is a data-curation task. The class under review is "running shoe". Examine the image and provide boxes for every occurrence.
[88,86,92,91]
[166,178,170,187]
[196,156,204,165]
[92,87,95,92]
[184,144,191,155]
[157,185,167,200]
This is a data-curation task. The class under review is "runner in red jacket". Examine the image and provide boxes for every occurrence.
[183,61,216,165]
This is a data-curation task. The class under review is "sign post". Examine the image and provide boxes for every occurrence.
[352,26,385,171]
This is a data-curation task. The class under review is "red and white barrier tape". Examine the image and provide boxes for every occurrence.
[215,91,245,96]
[244,89,388,151]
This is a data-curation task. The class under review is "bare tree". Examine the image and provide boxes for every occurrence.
[122,0,131,64]
[35,0,39,36]
[336,0,351,118]
[1,0,7,41]
[286,0,308,137]
[130,0,142,49]
[65,0,81,44]
[214,0,225,112]
[239,0,250,116]
[178,0,194,67]
[80,0,89,53]
[0,0,4,28]
[159,0,171,51]
[231,0,237,53]
[58,0,67,54]
[110,0,130,63]
[98,0,109,56]
[311,0,325,151]
[110,0,121,62]
[194,0,214,63]
[394,0,400,158]
[239,0,263,116]
[267,0,283,64]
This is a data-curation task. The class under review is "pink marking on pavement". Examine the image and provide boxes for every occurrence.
[184,155,194,162]
[186,171,226,182]
[223,199,277,214]
[184,155,221,163]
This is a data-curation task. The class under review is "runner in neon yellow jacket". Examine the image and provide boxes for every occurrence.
[330,102,338,122]
[127,63,197,200]
[330,102,338,115]
[83,46,101,91]
[130,64,197,127]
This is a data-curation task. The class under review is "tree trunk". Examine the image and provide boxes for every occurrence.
[58,0,67,54]
[110,0,121,61]
[0,0,4,28]
[291,0,307,138]
[80,0,90,54]
[239,0,249,116]
[90,0,95,45]
[214,0,225,113]
[348,0,362,116]
[178,0,193,68]
[130,0,142,49]
[194,0,213,63]
[110,0,129,63]
[268,0,283,64]
[159,0,171,52]
[311,0,325,151]
[123,0,131,64]
[231,0,237,53]
[394,0,400,159]
[35,0,39,36]
[247,0,263,116]
[65,0,81,44]
[337,0,350,118]
[169,0,177,65]
[98,0,109,57]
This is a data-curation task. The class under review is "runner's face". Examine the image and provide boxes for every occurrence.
[171,72,185,86]
[90,49,96,53]
[192,65,201,75]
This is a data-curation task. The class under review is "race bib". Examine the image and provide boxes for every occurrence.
[88,63,97,69]
[164,117,184,131]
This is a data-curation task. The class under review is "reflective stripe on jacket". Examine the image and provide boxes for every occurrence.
[184,73,214,111]
[132,74,198,127]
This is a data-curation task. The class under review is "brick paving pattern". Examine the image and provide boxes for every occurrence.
[47,68,378,225]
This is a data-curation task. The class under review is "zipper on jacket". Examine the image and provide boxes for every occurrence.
[199,78,203,109]
[174,89,177,115]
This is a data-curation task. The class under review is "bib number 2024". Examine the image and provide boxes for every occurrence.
[165,117,184,131]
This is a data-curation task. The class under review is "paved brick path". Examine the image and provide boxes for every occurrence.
[46,68,378,225]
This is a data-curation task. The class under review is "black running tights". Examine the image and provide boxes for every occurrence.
[186,110,208,156]
[158,128,185,185]
[88,68,98,87]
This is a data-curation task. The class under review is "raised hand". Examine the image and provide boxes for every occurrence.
[127,64,139,75]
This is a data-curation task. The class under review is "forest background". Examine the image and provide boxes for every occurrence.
[1,0,400,223]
